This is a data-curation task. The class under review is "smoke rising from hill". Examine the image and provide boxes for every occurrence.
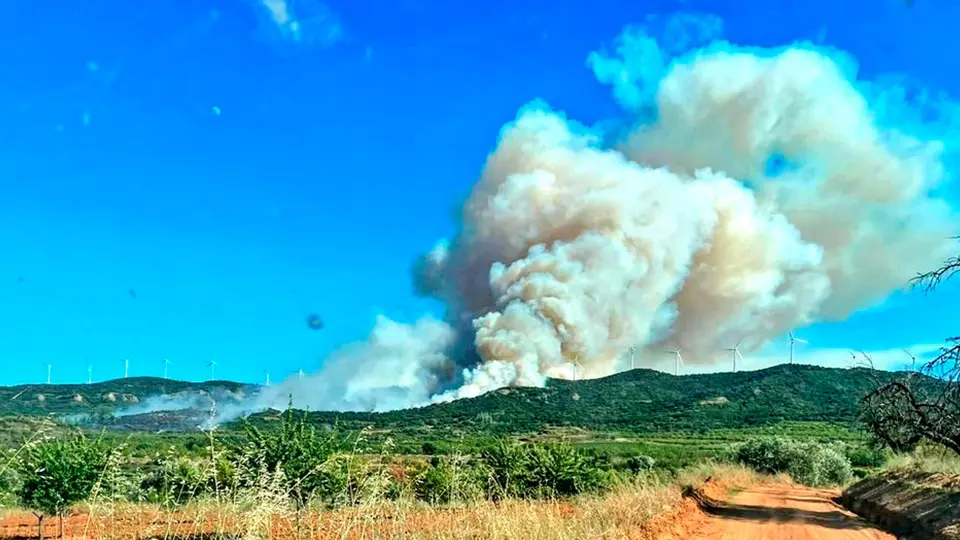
[212,13,958,423]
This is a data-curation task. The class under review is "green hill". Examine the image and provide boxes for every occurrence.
[0,365,921,438]
[0,377,254,418]
[246,364,919,437]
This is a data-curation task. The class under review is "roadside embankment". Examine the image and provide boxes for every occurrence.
[841,470,960,540]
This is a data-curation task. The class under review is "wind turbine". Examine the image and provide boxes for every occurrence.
[628,346,636,371]
[122,358,130,379]
[207,357,219,381]
[43,362,52,385]
[298,368,305,381]
[86,361,93,385]
[788,332,808,364]
[725,341,744,373]
[667,349,683,376]
[901,348,918,371]
[264,371,271,386]
[162,358,171,380]
[572,355,583,382]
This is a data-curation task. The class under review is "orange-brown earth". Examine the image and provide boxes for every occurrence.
[688,483,894,540]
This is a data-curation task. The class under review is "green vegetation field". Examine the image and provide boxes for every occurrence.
[0,364,951,540]
[0,365,916,470]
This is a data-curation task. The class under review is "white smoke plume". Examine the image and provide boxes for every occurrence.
[206,12,958,422]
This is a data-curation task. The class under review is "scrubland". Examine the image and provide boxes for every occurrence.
[0,407,915,540]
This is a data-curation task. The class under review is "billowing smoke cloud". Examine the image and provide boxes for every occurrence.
[203,12,957,422]
[216,316,459,419]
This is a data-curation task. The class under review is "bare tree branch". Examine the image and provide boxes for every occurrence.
[861,243,960,456]
[910,236,960,293]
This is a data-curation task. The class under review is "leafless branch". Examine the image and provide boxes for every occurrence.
[860,246,960,456]
[910,236,960,293]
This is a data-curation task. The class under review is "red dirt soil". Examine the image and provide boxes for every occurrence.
[685,482,895,539]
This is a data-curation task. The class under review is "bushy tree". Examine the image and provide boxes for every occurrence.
[15,434,109,540]
[412,456,487,504]
[735,438,853,487]
[139,451,232,505]
[233,406,346,509]
[481,440,610,499]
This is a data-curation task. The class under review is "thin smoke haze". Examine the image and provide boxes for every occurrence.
[144,12,960,425]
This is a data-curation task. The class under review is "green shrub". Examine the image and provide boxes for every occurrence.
[412,456,486,504]
[231,406,348,508]
[735,437,853,487]
[625,455,656,473]
[140,454,207,505]
[0,463,16,509]
[845,444,888,469]
[413,458,455,504]
[480,439,529,500]
[481,440,610,499]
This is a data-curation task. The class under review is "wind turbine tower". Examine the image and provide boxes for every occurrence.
[629,346,636,370]
[298,368,305,381]
[265,371,271,386]
[902,348,918,371]
[669,349,683,376]
[572,355,582,382]
[207,358,219,381]
[162,358,171,380]
[725,342,744,373]
[87,362,93,385]
[43,362,52,385]
[788,332,808,364]
[122,358,130,379]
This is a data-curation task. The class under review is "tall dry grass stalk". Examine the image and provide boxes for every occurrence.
[44,479,678,539]
[0,463,767,540]
[0,410,776,539]
[676,461,785,489]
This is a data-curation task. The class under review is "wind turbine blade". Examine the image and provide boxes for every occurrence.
[793,337,808,344]
[677,352,683,363]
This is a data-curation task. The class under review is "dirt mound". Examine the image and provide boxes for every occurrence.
[636,495,704,540]
[682,476,730,507]
[634,476,728,539]
[841,470,960,540]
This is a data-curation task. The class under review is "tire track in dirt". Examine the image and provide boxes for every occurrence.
[694,484,895,539]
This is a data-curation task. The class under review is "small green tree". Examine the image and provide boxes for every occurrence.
[233,406,346,508]
[481,440,610,499]
[735,437,853,487]
[15,434,109,540]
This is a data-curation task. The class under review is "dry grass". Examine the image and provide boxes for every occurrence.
[676,461,787,491]
[0,464,767,540]
[884,445,960,476]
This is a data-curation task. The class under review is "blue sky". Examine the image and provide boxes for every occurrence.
[0,0,958,386]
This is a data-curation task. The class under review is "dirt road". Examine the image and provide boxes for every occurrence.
[695,484,895,539]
